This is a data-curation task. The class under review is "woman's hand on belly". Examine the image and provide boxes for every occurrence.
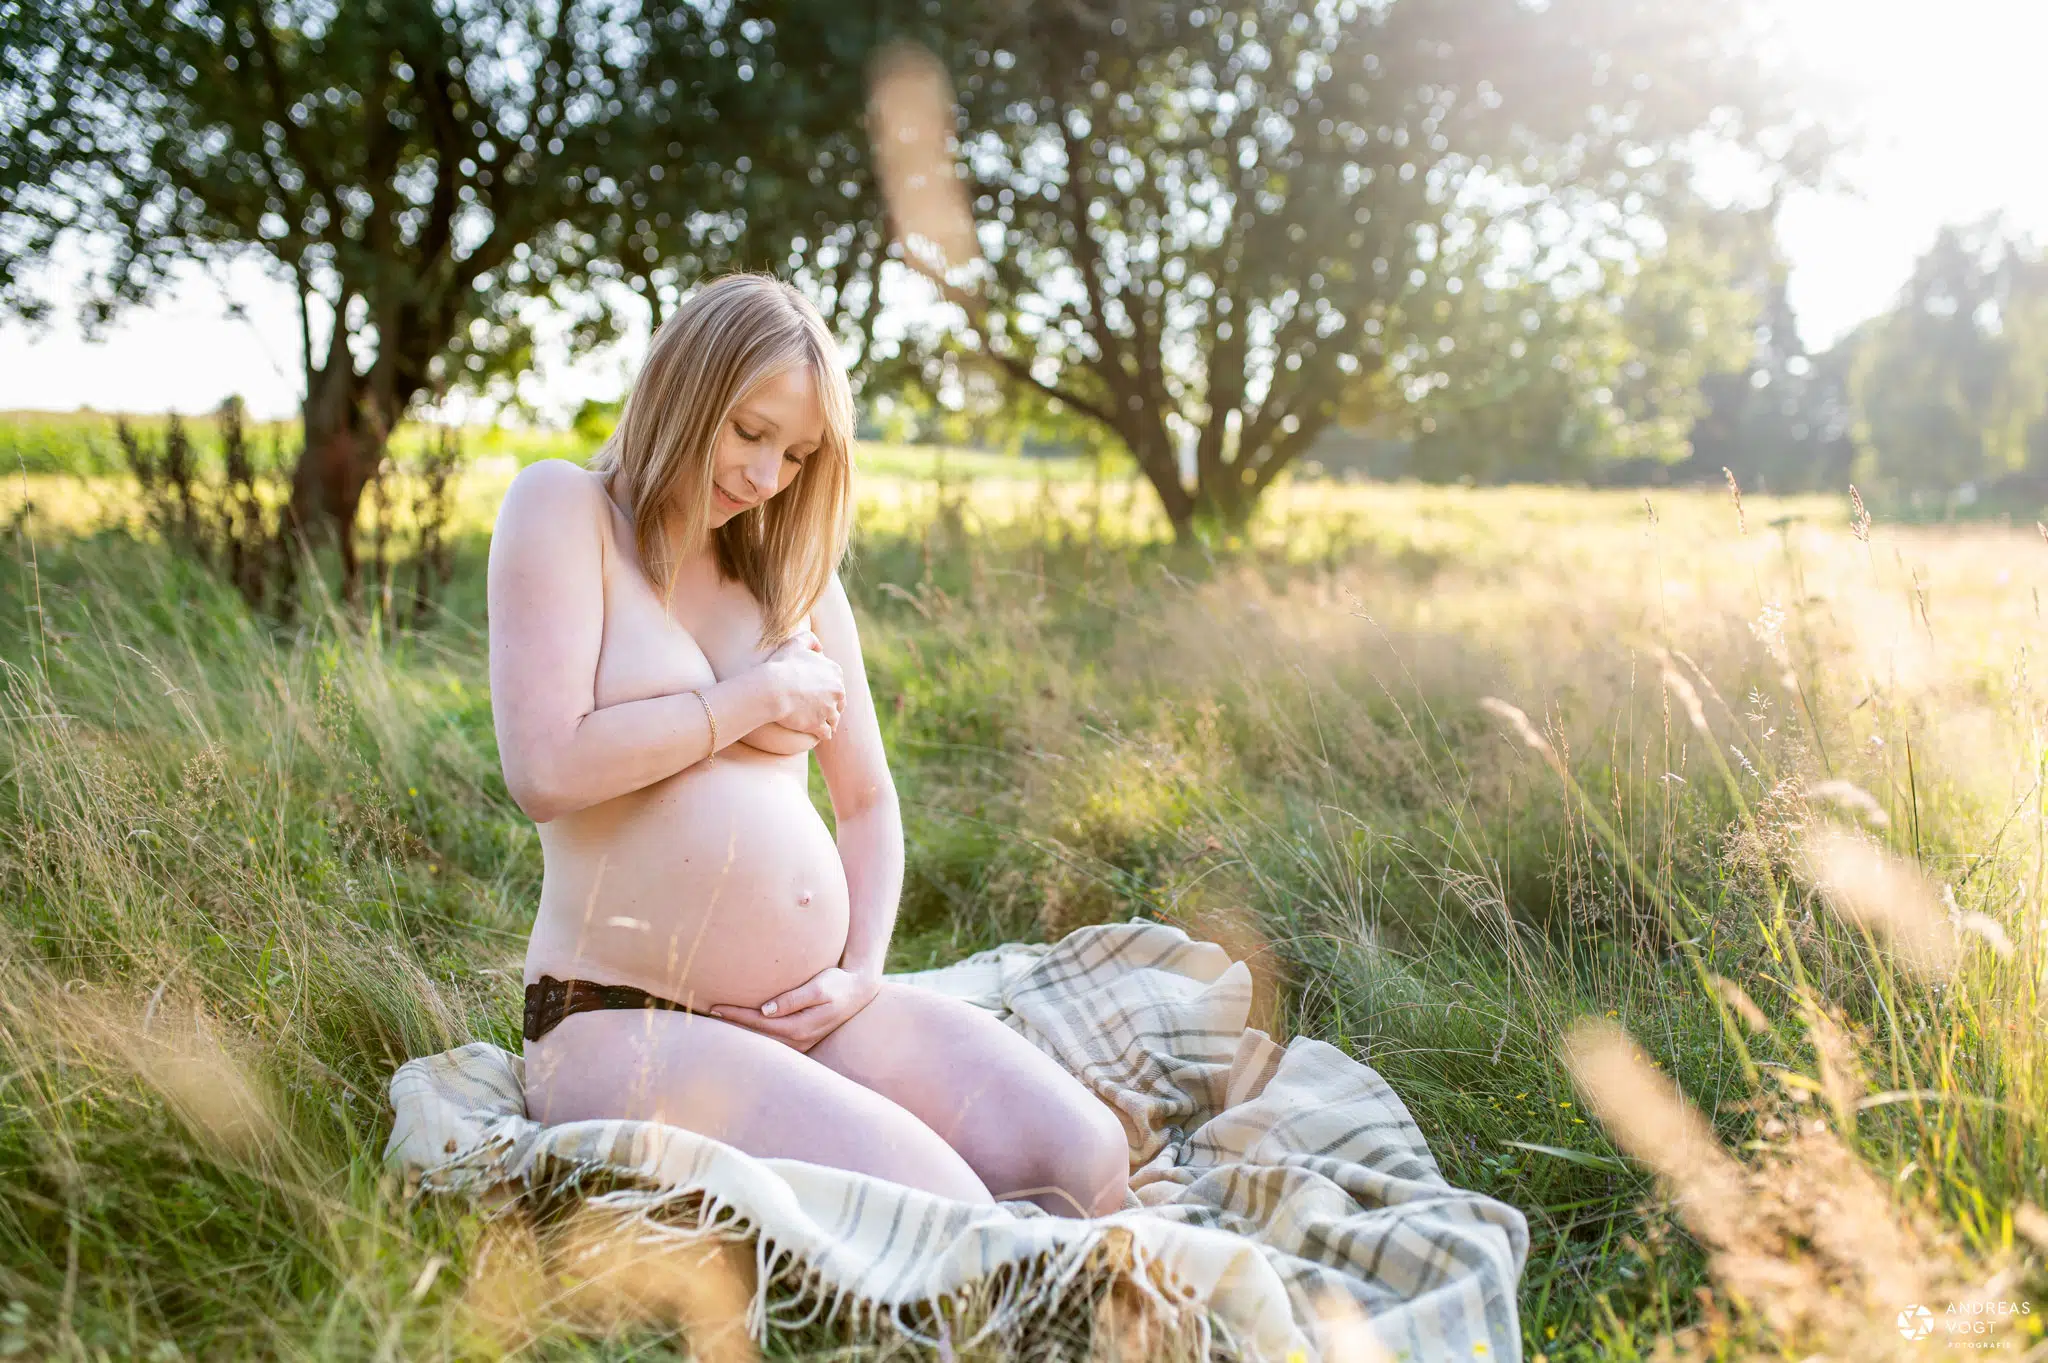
[709,964,881,1053]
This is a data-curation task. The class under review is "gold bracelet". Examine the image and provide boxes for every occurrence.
[693,689,718,762]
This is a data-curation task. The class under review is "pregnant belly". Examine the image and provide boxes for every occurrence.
[526,749,851,1010]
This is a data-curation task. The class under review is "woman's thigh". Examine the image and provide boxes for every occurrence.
[806,983,1132,1216]
[523,1006,993,1205]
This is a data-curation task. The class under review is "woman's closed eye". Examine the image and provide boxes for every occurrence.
[735,420,809,466]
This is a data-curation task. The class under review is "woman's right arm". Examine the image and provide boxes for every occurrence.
[485,459,790,823]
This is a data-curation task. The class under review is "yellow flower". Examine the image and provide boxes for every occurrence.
[408,786,418,796]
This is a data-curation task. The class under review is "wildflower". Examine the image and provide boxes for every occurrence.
[1749,601,1788,667]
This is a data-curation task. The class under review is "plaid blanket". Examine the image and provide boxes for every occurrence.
[385,919,1528,1361]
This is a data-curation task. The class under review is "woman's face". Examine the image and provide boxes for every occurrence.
[706,364,826,525]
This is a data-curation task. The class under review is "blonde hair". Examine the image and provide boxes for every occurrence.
[586,273,856,648]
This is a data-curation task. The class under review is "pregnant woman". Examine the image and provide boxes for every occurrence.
[487,273,1129,1217]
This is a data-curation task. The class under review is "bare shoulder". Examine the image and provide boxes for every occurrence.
[496,457,608,526]
[491,460,610,560]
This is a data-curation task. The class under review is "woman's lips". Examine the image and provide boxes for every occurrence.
[716,485,749,510]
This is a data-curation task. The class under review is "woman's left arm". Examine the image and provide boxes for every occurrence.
[809,570,901,981]
[709,571,899,1048]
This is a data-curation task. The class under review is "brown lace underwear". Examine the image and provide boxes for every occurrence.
[523,974,718,1043]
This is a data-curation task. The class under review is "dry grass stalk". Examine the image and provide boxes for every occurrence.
[1479,696,1566,778]
[1800,1000,1867,1137]
[1563,1022,1749,1248]
[1309,1286,1396,1363]
[1709,974,1770,1033]
[1804,779,1890,827]
[1083,1225,1186,1363]
[866,42,978,286]
[17,976,288,1168]
[549,1205,761,1363]
[458,1213,556,1353]
[1797,826,1959,979]
[1565,1020,2013,1359]
[1949,906,2016,959]
[1652,648,1712,737]
[2013,1202,2048,1252]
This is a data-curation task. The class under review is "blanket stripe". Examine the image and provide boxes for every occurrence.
[384,919,1528,1361]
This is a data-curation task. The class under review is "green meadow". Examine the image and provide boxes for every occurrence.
[2,435,2043,1360]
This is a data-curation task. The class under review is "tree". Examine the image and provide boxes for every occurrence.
[1686,263,1857,496]
[1399,204,1763,483]
[585,5,943,378]
[877,0,1826,543]
[1849,218,2048,494]
[0,0,881,561]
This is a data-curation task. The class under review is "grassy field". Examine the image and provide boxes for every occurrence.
[0,406,1106,487]
[2,444,2044,1360]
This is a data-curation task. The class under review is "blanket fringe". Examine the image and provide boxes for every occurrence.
[442,1144,1223,1361]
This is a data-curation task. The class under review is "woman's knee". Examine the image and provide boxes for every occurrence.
[827,1081,997,1205]
[1004,1092,1130,1217]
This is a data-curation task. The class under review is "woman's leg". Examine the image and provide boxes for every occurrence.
[805,983,1131,1218]
[523,1005,994,1205]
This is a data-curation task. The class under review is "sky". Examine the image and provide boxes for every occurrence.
[2,0,2044,424]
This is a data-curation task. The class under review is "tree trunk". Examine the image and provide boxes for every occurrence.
[291,368,394,605]
[1121,427,1199,546]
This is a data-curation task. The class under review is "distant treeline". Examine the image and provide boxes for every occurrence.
[863,213,2048,509]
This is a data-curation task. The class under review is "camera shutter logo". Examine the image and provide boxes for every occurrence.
[1897,1304,1934,1341]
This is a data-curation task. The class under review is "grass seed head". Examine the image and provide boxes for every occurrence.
[1798,826,1959,980]
[1479,696,1565,777]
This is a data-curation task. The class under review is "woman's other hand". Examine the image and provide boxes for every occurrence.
[707,965,880,1052]
[761,628,845,743]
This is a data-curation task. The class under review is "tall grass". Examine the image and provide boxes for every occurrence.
[1,462,2043,1360]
